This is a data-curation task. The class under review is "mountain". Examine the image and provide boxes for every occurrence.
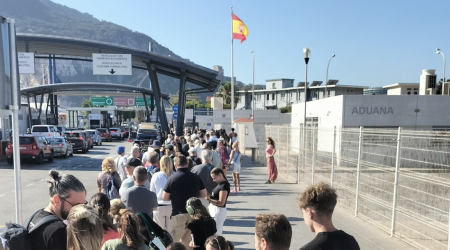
[1,0,229,106]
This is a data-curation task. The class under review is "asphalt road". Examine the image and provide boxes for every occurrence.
[0,139,134,225]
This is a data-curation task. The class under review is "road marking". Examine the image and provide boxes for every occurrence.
[0,194,5,198]
[26,183,34,187]
[39,179,45,182]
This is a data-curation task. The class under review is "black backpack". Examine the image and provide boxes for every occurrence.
[0,209,59,250]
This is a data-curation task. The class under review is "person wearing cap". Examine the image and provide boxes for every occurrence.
[188,147,202,165]
[142,140,162,164]
[115,146,128,181]
[119,158,150,196]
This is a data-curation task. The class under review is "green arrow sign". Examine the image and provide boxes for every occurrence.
[135,97,156,106]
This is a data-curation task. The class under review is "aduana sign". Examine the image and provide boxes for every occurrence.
[351,107,394,115]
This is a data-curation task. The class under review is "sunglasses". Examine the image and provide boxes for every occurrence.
[60,197,88,207]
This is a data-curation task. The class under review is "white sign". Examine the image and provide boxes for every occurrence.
[18,53,35,74]
[88,114,101,120]
[92,53,132,75]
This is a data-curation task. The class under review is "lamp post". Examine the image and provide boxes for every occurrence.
[436,48,446,95]
[303,47,311,125]
[251,50,255,120]
[325,54,335,98]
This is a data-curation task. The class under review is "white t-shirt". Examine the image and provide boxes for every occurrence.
[150,172,172,205]
[115,155,127,181]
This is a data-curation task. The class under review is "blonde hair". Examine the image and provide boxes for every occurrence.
[101,157,116,173]
[109,199,126,224]
[67,205,103,250]
[194,139,201,148]
[160,155,174,178]
[232,141,239,150]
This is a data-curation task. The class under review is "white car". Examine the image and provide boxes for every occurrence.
[31,125,60,138]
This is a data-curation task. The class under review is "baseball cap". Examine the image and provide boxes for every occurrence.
[165,144,174,151]
[116,146,125,154]
[126,157,142,167]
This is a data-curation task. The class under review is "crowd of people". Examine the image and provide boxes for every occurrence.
[0,127,360,250]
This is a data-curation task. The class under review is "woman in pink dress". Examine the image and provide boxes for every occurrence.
[265,137,278,184]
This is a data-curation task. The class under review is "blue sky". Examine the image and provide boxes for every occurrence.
[51,0,449,88]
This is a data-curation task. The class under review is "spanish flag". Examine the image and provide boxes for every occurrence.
[232,14,249,43]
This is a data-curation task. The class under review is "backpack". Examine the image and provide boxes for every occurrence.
[0,209,59,250]
[146,166,160,183]
[107,172,120,200]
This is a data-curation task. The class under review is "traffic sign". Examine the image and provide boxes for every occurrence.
[135,97,154,106]
[18,53,35,74]
[91,97,114,106]
[172,105,178,112]
[92,53,132,75]
[194,107,213,116]
[173,113,178,119]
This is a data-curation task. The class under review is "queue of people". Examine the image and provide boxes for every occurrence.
[0,127,360,250]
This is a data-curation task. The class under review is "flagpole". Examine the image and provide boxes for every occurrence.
[230,6,234,129]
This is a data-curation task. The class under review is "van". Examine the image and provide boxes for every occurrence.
[31,125,60,138]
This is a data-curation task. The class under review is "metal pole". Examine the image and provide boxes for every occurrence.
[286,124,289,175]
[303,124,307,184]
[331,126,336,186]
[312,126,316,184]
[277,125,280,171]
[325,54,335,98]
[391,127,402,237]
[251,50,255,118]
[8,18,23,224]
[355,126,363,217]
[296,124,301,184]
[230,7,234,127]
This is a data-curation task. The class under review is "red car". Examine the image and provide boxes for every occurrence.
[96,128,112,142]
[5,135,54,164]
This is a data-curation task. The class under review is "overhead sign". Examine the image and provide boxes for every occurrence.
[172,105,178,112]
[114,97,135,106]
[92,53,132,75]
[194,107,213,116]
[173,113,178,119]
[135,97,155,106]
[18,53,35,74]
[91,97,113,106]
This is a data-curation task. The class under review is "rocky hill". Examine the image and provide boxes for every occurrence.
[1,0,238,106]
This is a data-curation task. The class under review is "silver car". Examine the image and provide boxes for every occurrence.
[85,129,102,146]
[49,137,73,158]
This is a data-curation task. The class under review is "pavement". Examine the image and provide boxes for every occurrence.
[222,154,414,250]
[0,140,414,249]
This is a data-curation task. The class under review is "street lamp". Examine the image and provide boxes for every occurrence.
[436,48,446,95]
[303,47,311,125]
[325,54,336,98]
[251,50,255,120]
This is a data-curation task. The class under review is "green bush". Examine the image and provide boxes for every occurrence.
[280,106,292,113]
[223,104,231,109]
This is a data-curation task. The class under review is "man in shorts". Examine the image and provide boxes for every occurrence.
[298,182,360,250]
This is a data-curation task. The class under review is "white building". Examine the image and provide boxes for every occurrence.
[236,78,366,110]
[383,83,420,95]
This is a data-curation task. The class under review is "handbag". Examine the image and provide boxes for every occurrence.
[229,152,240,171]
[138,213,172,250]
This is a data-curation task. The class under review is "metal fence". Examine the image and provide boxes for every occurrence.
[256,125,450,250]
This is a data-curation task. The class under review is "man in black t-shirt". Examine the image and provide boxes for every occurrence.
[28,170,86,250]
[298,182,360,250]
[162,155,207,243]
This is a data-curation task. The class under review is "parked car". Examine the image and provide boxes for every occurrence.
[82,131,94,149]
[109,128,123,140]
[49,137,73,158]
[31,125,60,138]
[96,128,112,142]
[5,135,54,164]
[85,129,102,146]
[64,131,89,153]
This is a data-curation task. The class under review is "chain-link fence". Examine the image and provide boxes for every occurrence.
[256,125,450,250]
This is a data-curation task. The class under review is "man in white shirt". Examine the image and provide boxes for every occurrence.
[115,146,127,181]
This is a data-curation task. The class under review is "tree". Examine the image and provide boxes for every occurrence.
[81,98,92,118]
[214,82,240,107]
[185,100,203,109]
